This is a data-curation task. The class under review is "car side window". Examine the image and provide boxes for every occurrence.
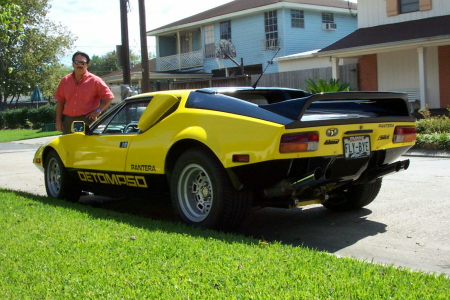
[92,100,150,135]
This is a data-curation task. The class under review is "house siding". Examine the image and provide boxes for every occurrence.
[280,8,357,56]
[192,32,201,52]
[424,46,441,108]
[203,12,277,73]
[203,6,357,74]
[358,0,450,28]
[373,48,440,107]
[439,45,450,108]
[378,49,419,92]
[159,36,177,57]
[204,11,283,74]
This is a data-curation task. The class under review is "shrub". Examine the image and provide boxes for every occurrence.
[415,115,450,151]
[305,77,355,94]
[0,104,55,129]
[2,108,29,128]
[415,133,450,151]
[36,104,55,125]
[26,108,42,129]
[416,115,450,134]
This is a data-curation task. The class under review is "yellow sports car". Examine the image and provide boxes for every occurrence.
[33,87,417,230]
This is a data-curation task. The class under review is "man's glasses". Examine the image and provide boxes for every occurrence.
[73,60,88,65]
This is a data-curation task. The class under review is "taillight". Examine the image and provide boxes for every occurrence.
[393,126,416,143]
[232,154,250,163]
[280,132,319,153]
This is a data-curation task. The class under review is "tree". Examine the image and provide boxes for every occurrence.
[0,0,75,108]
[88,51,121,77]
[0,0,25,43]
[88,50,141,77]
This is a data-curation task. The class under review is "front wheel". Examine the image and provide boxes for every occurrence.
[45,151,81,203]
[170,148,252,230]
[323,179,383,211]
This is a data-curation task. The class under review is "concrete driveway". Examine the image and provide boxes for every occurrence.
[1,137,449,276]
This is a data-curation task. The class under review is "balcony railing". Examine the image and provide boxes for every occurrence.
[261,38,281,50]
[159,50,203,71]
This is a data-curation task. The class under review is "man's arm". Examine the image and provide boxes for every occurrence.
[98,97,114,112]
[55,100,64,132]
[85,97,114,121]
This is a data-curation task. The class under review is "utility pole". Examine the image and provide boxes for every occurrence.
[120,0,131,86]
[139,0,150,93]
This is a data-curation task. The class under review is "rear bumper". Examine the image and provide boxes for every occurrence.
[230,146,413,192]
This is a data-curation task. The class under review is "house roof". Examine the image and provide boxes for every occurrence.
[275,48,321,61]
[147,0,356,35]
[100,59,156,81]
[319,15,450,55]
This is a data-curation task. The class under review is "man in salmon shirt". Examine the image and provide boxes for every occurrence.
[54,51,115,134]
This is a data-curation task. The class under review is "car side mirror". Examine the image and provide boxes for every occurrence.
[71,121,86,133]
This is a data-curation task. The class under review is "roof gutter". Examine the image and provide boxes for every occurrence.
[147,3,354,36]
[316,35,450,58]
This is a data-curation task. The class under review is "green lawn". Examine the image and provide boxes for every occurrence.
[1,189,448,299]
[0,129,60,142]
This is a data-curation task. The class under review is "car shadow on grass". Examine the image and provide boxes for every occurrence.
[237,206,386,253]
[15,190,387,252]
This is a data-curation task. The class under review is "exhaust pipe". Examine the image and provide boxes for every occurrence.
[291,167,332,190]
[291,168,324,190]
[264,167,331,198]
[358,159,410,183]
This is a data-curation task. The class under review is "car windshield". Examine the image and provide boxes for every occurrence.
[92,100,150,134]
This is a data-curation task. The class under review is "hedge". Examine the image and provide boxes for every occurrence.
[0,104,56,129]
[415,133,450,151]
[416,115,450,134]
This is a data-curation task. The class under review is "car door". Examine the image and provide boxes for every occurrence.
[72,99,150,172]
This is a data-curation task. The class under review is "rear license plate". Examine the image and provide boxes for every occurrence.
[344,136,371,159]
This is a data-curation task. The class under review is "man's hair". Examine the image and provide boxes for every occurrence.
[72,51,90,64]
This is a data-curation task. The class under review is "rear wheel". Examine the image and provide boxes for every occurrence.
[45,151,81,203]
[323,179,382,211]
[170,147,252,230]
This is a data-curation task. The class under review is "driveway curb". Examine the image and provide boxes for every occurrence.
[404,149,450,158]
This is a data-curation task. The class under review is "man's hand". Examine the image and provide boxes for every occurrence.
[86,109,101,121]
[56,119,63,132]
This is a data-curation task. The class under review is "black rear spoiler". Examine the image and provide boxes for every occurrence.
[260,91,416,128]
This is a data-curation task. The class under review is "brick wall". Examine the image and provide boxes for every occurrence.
[358,54,378,91]
[438,45,450,109]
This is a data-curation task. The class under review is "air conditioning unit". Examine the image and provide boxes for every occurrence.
[322,23,337,30]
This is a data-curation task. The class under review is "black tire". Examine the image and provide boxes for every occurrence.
[170,147,252,230]
[323,179,383,212]
[44,151,81,203]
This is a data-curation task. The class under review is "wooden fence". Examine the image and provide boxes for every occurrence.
[252,64,358,90]
[172,64,358,90]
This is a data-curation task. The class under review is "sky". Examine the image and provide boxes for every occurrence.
[47,0,233,65]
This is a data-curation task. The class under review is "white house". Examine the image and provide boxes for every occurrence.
[275,0,450,110]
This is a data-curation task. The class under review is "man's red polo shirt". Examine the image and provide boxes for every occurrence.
[54,71,114,117]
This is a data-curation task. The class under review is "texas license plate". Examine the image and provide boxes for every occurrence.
[344,136,371,159]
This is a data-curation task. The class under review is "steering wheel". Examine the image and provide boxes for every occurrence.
[124,123,139,133]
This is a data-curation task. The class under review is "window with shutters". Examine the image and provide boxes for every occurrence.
[387,0,431,16]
